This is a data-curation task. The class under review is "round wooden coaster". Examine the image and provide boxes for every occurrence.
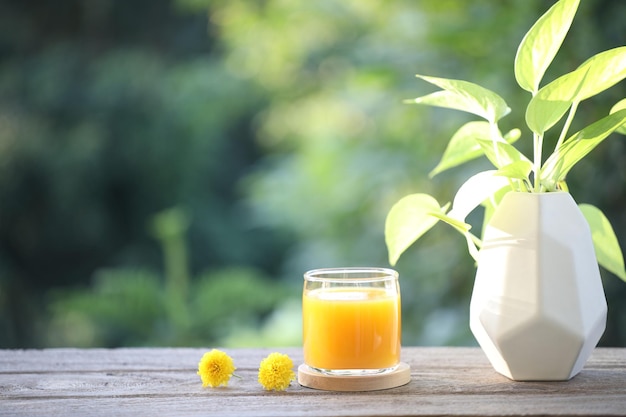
[297,362,411,392]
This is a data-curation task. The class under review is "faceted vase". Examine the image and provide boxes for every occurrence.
[470,192,607,381]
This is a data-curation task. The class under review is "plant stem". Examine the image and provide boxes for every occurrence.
[490,122,502,166]
[555,101,579,152]
[468,231,482,249]
[533,132,543,192]
[465,231,483,263]
[519,179,530,193]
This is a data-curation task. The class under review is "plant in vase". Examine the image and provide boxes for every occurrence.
[385,0,626,381]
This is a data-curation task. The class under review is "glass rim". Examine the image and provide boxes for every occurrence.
[303,267,398,283]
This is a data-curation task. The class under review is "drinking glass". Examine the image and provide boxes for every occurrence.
[302,267,401,375]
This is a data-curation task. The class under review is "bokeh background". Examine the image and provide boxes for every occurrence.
[1,0,625,349]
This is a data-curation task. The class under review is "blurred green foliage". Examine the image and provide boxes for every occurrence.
[1,0,625,348]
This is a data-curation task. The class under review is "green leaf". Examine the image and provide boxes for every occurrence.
[495,160,533,182]
[448,170,510,223]
[579,204,626,282]
[408,90,469,113]
[526,46,626,134]
[610,99,626,135]
[503,128,522,143]
[541,109,626,189]
[475,137,531,169]
[515,0,579,93]
[385,194,449,266]
[575,46,626,101]
[409,75,510,124]
[430,123,522,178]
[525,67,587,134]
[429,121,491,177]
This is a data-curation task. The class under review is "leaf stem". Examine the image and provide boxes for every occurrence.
[490,122,502,166]
[533,132,543,192]
[555,101,579,152]
[465,231,483,262]
[468,231,482,248]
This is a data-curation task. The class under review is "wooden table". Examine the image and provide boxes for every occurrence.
[1,347,625,416]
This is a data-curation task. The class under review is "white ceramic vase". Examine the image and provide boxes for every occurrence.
[470,192,607,381]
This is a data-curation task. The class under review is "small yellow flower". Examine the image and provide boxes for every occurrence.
[258,352,296,391]
[197,349,236,388]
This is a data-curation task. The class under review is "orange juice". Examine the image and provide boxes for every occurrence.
[302,287,401,371]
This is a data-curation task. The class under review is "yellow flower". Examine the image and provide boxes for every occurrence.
[258,352,296,391]
[197,349,236,388]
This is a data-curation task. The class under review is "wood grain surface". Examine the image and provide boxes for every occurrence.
[1,347,625,416]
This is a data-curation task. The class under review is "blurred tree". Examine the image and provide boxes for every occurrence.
[0,0,293,347]
[204,0,626,345]
[46,207,296,347]
[202,0,539,345]
[0,0,624,348]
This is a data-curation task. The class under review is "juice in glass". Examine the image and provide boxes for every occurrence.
[302,268,401,374]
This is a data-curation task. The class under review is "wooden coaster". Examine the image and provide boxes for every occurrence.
[297,362,411,392]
